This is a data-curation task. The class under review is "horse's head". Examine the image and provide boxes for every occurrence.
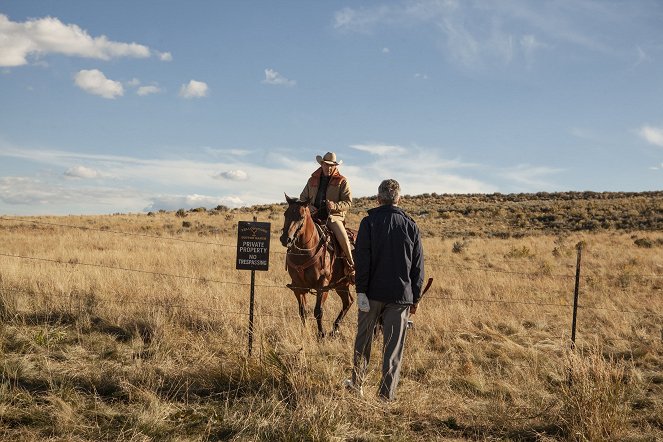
[280,193,311,248]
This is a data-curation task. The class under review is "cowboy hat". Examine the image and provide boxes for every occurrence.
[316,152,343,166]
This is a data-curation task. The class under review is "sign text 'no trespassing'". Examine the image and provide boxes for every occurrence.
[236,221,270,271]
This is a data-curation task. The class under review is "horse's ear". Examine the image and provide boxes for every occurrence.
[301,197,311,206]
[285,193,296,204]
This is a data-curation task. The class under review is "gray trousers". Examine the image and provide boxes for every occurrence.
[352,299,410,400]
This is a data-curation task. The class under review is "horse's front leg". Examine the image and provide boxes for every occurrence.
[332,285,354,336]
[294,290,307,326]
[314,290,329,338]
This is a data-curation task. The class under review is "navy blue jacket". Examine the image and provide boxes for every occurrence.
[354,204,424,305]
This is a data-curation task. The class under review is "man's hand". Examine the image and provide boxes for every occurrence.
[409,303,418,315]
[326,200,337,211]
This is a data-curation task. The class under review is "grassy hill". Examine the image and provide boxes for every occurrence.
[247,190,663,236]
[0,191,662,441]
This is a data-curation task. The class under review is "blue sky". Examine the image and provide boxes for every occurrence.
[1,0,662,215]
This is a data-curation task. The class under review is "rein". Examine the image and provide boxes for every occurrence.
[288,220,316,252]
[285,218,328,278]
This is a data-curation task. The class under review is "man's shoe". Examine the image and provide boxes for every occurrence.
[377,394,394,403]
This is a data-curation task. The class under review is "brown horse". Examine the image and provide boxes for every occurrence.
[280,194,354,337]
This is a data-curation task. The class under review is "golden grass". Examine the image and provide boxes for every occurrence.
[0,205,662,441]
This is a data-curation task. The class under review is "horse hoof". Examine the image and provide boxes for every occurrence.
[317,331,326,340]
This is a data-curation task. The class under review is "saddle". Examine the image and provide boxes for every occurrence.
[315,219,356,269]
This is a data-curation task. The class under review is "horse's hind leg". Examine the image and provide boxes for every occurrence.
[332,285,354,336]
[314,290,329,338]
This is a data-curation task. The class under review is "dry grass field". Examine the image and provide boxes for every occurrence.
[1,192,662,441]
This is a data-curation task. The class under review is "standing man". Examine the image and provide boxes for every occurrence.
[300,152,355,281]
[346,179,424,401]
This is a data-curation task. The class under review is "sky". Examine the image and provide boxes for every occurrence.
[1,0,662,215]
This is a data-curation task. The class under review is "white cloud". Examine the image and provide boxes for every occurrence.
[0,142,498,214]
[215,170,249,181]
[332,2,632,70]
[637,125,663,147]
[64,165,100,179]
[74,69,123,99]
[333,6,393,34]
[126,78,160,96]
[262,68,296,87]
[349,143,408,155]
[137,85,161,96]
[338,143,491,196]
[0,13,153,67]
[179,80,208,98]
[0,176,52,204]
[500,164,564,188]
[0,176,145,212]
[520,34,544,53]
[414,73,429,79]
[382,47,390,53]
[158,51,173,61]
[204,147,252,157]
[145,194,244,211]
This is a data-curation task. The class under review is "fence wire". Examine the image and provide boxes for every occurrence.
[1,285,657,350]
[0,250,661,318]
[3,216,662,278]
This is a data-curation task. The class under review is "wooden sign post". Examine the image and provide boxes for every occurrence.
[236,217,270,356]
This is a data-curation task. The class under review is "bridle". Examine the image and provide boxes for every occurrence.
[284,207,315,251]
[284,206,330,278]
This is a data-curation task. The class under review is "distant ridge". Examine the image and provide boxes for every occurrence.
[251,191,662,238]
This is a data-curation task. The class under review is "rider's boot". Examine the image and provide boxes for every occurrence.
[345,260,355,284]
[329,220,356,285]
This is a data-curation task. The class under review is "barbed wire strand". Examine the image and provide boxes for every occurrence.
[0,216,242,248]
[0,216,303,257]
[4,286,655,347]
[428,262,577,279]
[4,216,662,279]
[2,251,661,317]
[0,286,303,320]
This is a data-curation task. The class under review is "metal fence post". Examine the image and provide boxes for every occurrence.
[248,269,255,356]
[570,242,583,351]
[247,215,257,356]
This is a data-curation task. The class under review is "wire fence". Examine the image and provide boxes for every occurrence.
[3,216,662,278]
[1,216,662,349]
[1,284,651,351]
[0,249,659,318]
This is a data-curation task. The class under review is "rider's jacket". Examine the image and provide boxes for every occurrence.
[300,167,352,222]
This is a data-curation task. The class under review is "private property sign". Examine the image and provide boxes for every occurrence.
[236,221,270,271]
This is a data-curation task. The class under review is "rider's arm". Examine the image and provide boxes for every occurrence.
[329,179,352,214]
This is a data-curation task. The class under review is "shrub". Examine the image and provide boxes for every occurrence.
[505,245,532,259]
[452,240,467,254]
[176,209,187,218]
[633,237,653,248]
[558,350,634,441]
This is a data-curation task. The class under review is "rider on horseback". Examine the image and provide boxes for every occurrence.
[300,152,355,283]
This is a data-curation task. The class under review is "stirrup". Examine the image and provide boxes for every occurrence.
[345,263,355,284]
